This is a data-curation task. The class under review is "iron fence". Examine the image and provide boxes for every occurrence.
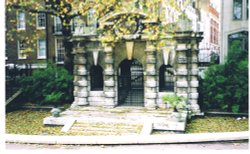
[5,64,32,100]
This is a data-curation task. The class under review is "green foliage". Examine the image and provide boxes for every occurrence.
[202,40,248,113]
[19,63,73,106]
[45,92,64,106]
[162,94,187,111]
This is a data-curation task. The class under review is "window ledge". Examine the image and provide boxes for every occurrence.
[36,27,46,30]
[37,57,47,60]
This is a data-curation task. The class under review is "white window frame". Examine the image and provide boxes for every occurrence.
[37,39,46,59]
[17,11,26,30]
[55,39,65,64]
[36,13,46,29]
[17,40,27,59]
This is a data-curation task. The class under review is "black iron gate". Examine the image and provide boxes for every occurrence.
[118,59,144,106]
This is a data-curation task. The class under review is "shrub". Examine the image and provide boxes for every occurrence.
[202,40,248,113]
[19,63,73,106]
[161,94,187,112]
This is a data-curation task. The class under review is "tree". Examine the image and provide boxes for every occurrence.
[6,0,192,72]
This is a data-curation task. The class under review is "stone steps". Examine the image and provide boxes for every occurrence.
[68,122,142,136]
[61,109,186,123]
[44,106,188,134]
[68,106,172,115]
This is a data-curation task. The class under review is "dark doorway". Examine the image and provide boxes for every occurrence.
[118,59,144,106]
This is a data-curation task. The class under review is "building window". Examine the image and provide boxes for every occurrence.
[247,0,249,19]
[87,8,97,27]
[37,39,46,59]
[55,39,65,64]
[228,31,248,53]
[37,13,46,29]
[18,40,27,59]
[159,65,174,92]
[210,19,219,45]
[233,0,243,20]
[72,16,85,34]
[17,11,25,30]
[90,65,103,91]
[54,16,62,33]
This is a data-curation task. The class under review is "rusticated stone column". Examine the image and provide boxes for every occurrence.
[188,32,203,114]
[175,42,189,100]
[174,31,203,115]
[71,45,89,107]
[144,41,157,109]
[103,43,116,108]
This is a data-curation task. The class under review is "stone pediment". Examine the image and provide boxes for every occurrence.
[99,10,148,24]
[98,10,157,38]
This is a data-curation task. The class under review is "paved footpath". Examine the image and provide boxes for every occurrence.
[5,141,249,151]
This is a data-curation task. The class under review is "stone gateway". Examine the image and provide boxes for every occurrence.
[71,13,203,116]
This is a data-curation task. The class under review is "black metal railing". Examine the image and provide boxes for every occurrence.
[5,64,32,100]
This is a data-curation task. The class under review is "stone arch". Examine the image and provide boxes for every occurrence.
[117,58,144,106]
[90,65,104,91]
[159,64,174,92]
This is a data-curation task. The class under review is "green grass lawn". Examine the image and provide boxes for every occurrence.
[5,110,249,135]
[6,110,63,135]
[185,116,249,133]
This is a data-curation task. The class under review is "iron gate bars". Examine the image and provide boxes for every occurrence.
[118,59,144,106]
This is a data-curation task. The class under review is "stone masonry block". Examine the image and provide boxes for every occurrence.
[89,91,104,97]
[104,70,115,75]
[73,47,86,53]
[189,93,199,99]
[104,98,115,106]
[177,57,187,63]
[176,69,188,75]
[190,81,199,87]
[176,93,188,98]
[104,57,114,64]
[77,80,88,87]
[190,69,199,75]
[74,57,87,64]
[73,97,88,105]
[146,81,157,87]
[176,81,188,88]
[146,70,157,76]
[176,44,187,50]
[104,46,113,53]
[76,92,88,98]
[189,99,198,105]
[88,97,105,102]
[146,58,156,64]
[104,92,116,98]
[145,99,157,108]
[104,81,115,87]
[76,70,88,75]
[145,92,157,99]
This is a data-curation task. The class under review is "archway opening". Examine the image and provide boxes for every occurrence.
[118,59,144,106]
